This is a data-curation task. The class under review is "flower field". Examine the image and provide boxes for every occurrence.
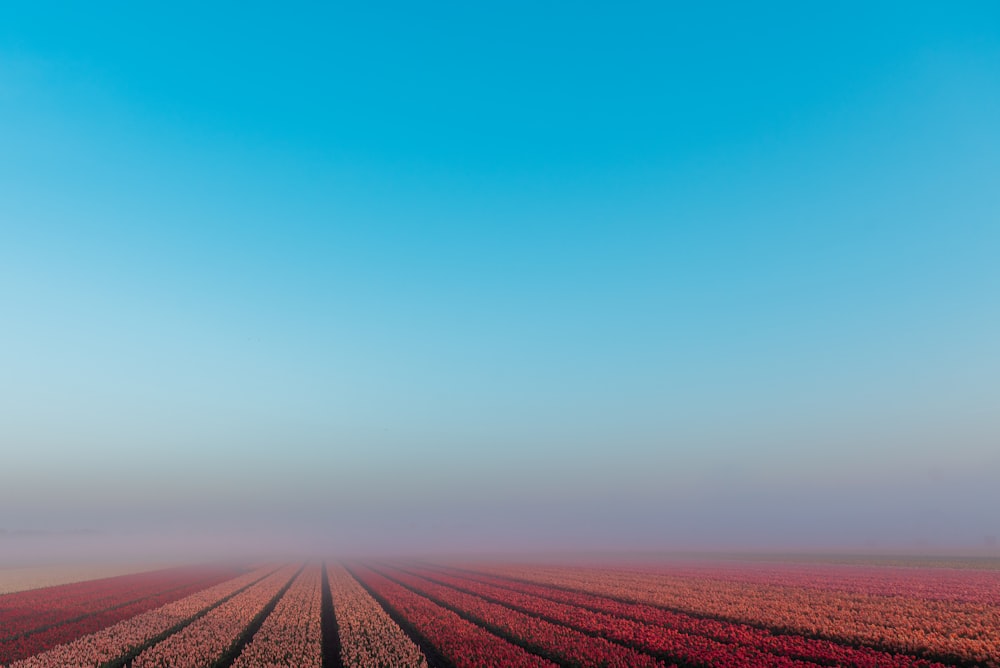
[1,558,997,667]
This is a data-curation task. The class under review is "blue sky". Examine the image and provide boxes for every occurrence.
[2,2,999,551]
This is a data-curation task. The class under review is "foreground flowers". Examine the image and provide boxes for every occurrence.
[2,558,997,667]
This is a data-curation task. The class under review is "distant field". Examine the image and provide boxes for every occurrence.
[0,564,177,595]
[2,557,999,667]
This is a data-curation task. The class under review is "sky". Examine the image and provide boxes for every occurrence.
[1,2,999,555]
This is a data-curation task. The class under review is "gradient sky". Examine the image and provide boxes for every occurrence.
[2,2,999,553]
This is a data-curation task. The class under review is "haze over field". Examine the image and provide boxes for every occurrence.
[2,2,999,556]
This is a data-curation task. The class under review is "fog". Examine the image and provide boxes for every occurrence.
[3,429,999,561]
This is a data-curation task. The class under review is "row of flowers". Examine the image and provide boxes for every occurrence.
[373,565,665,668]
[426,565,943,668]
[472,563,1000,665]
[9,565,279,668]
[349,564,556,668]
[0,571,237,665]
[230,566,322,668]
[0,566,235,641]
[131,565,299,668]
[327,563,427,667]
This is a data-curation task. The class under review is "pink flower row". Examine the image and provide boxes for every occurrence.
[375,565,665,668]
[350,564,556,668]
[132,565,298,668]
[327,563,427,668]
[230,566,322,668]
[10,566,279,668]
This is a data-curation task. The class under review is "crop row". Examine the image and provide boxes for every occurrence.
[470,564,1000,665]
[423,565,941,668]
[132,564,298,668]
[349,564,557,668]
[231,565,322,668]
[0,567,235,640]
[0,572,238,665]
[327,563,427,668]
[9,565,279,668]
[372,564,666,668]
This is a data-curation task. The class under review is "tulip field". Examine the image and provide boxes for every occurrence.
[1,558,998,667]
